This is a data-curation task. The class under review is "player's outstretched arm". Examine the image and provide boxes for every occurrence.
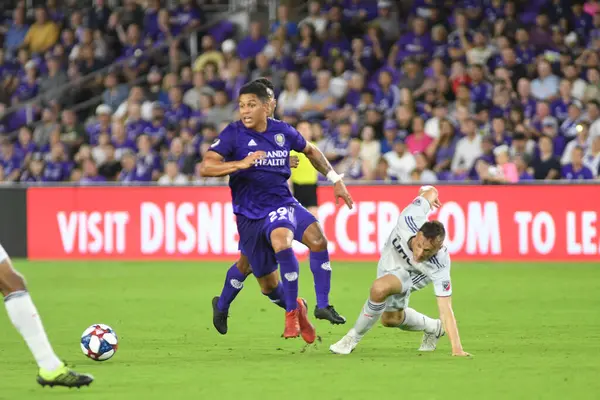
[436,296,471,357]
[302,142,354,209]
[199,151,266,177]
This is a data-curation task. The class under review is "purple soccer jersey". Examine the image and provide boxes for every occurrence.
[209,118,317,277]
[209,119,307,219]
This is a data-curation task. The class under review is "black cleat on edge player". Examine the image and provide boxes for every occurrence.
[212,296,229,334]
[314,305,347,325]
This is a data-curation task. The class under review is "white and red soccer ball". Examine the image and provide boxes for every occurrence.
[80,324,118,361]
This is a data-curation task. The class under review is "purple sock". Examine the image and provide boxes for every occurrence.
[263,282,286,309]
[275,248,299,312]
[216,263,247,312]
[310,250,331,309]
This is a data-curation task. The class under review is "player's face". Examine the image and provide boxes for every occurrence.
[239,94,269,129]
[411,233,442,263]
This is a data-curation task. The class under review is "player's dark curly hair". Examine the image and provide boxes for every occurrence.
[253,77,275,94]
[239,81,271,103]
[419,221,445,242]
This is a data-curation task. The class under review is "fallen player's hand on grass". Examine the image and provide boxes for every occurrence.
[452,350,471,357]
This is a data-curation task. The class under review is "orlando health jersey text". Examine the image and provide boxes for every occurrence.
[209,119,307,219]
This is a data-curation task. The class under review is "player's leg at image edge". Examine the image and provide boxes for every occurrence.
[330,275,444,355]
[0,248,93,388]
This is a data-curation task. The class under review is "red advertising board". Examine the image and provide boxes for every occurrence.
[27,185,600,261]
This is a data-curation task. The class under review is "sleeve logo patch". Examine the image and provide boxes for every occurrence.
[442,280,451,291]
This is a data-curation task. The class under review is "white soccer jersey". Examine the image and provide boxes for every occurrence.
[378,196,452,298]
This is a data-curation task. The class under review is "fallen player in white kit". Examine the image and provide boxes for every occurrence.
[330,186,470,356]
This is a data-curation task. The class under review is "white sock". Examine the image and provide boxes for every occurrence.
[399,307,438,334]
[5,291,62,371]
[352,299,386,337]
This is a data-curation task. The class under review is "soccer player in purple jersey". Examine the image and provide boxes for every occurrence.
[210,78,346,337]
[200,81,353,343]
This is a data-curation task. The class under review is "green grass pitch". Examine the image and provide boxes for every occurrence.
[1,261,599,400]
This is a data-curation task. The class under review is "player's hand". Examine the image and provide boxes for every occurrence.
[452,350,471,357]
[334,180,354,209]
[419,185,442,209]
[238,151,266,170]
[290,155,300,168]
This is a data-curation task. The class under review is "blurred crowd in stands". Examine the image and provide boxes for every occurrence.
[1,0,600,185]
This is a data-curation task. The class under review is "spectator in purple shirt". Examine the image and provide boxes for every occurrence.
[238,21,268,60]
[111,121,137,159]
[515,29,536,70]
[171,0,202,36]
[389,17,433,66]
[427,118,458,180]
[88,0,112,33]
[80,158,107,184]
[165,86,192,128]
[0,139,23,181]
[12,61,38,104]
[490,117,512,147]
[469,64,493,106]
[562,145,594,180]
[514,154,534,181]
[144,103,168,148]
[571,3,594,44]
[119,150,151,182]
[43,143,72,182]
[125,103,151,141]
[551,79,575,121]
[541,117,567,157]
[516,78,537,120]
[300,55,323,92]
[294,23,321,67]
[120,24,147,82]
[87,104,113,146]
[20,157,45,183]
[448,11,474,62]
[529,14,553,52]
[321,23,351,62]
[15,126,37,162]
[143,0,161,39]
[469,136,496,180]
[136,134,162,180]
[375,70,401,117]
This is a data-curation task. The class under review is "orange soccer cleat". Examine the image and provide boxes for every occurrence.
[283,308,300,339]
[296,298,316,344]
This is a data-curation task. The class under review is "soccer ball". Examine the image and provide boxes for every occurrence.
[80,324,118,361]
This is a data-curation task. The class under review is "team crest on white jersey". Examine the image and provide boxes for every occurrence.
[274,133,285,147]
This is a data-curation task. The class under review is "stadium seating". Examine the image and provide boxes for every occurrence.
[1,0,599,185]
